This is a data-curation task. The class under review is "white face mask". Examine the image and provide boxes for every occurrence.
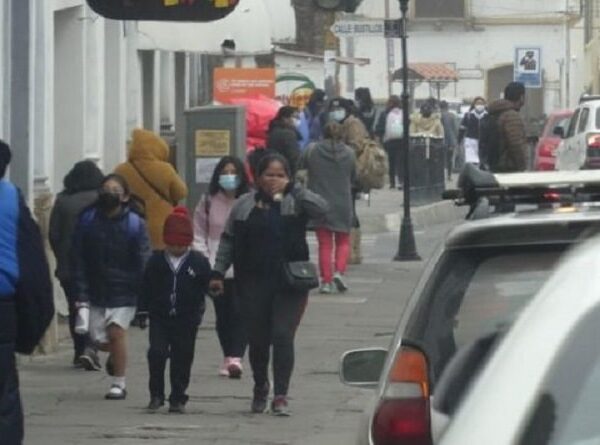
[329,109,346,123]
[475,105,486,113]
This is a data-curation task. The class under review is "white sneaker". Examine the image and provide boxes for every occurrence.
[105,384,127,400]
[333,273,349,293]
[219,358,230,377]
[319,283,334,294]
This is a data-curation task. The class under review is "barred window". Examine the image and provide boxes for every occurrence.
[414,0,465,19]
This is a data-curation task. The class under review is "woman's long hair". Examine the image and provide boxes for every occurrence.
[208,155,250,198]
[268,106,297,132]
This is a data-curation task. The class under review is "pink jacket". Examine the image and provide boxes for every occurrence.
[193,192,236,276]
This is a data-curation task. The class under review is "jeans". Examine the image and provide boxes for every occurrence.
[147,318,198,404]
[212,279,247,358]
[240,278,308,397]
[316,228,350,283]
[384,139,403,187]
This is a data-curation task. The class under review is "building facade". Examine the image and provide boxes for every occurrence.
[583,0,600,94]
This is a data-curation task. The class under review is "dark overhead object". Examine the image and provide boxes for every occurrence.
[86,0,239,22]
[314,0,363,13]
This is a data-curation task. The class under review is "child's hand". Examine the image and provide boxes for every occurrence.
[208,279,224,297]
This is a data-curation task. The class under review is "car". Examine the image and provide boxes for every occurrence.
[554,97,600,169]
[533,110,573,171]
[437,233,600,445]
[340,169,600,445]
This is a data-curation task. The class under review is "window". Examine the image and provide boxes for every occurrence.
[578,108,590,134]
[414,0,465,19]
[567,109,580,138]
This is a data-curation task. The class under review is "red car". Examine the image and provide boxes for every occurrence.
[534,110,574,171]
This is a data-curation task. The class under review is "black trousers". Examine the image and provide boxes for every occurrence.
[60,279,92,358]
[0,343,23,445]
[384,139,403,187]
[211,279,247,358]
[147,318,198,404]
[240,279,308,397]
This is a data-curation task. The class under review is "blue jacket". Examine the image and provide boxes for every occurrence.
[72,206,151,308]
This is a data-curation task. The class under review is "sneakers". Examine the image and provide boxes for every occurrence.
[333,273,349,293]
[105,385,127,400]
[251,382,270,413]
[79,348,102,371]
[169,402,186,414]
[219,358,230,377]
[227,358,243,380]
[319,283,334,294]
[105,355,115,377]
[147,397,164,412]
[271,396,290,417]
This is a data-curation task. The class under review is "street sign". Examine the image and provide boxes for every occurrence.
[384,19,402,38]
[331,20,384,38]
[514,47,542,88]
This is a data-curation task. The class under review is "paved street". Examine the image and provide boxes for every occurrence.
[20,216,458,445]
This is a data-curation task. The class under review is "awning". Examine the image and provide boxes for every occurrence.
[136,0,272,55]
[394,63,459,82]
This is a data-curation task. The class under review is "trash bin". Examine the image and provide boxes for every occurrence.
[408,136,446,205]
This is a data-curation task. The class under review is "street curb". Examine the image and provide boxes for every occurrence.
[359,200,468,233]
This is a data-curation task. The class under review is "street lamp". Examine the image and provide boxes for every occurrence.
[394,0,420,261]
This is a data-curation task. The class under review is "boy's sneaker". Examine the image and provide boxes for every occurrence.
[147,397,164,412]
[79,348,102,371]
[219,358,230,377]
[227,358,243,380]
[105,385,127,400]
[169,402,186,414]
[105,355,115,377]
[333,273,349,293]
[251,382,270,413]
[271,396,290,417]
[319,283,334,294]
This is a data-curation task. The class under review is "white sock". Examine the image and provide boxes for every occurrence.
[113,376,126,389]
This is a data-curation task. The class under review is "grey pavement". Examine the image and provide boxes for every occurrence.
[20,206,461,445]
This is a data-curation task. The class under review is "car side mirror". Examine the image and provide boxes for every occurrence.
[339,347,388,388]
[553,126,565,138]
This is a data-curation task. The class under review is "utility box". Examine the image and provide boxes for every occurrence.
[184,106,246,209]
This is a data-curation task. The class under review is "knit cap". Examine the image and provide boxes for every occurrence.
[163,206,193,246]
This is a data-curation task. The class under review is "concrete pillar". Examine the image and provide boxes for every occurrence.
[0,1,8,141]
[174,52,189,180]
[160,51,176,129]
[125,22,142,138]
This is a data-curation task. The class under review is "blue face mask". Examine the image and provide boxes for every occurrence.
[329,109,346,123]
[219,174,239,191]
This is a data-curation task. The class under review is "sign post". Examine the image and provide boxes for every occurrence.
[514,47,542,88]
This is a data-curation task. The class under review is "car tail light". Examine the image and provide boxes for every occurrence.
[372,347,432,445]
[588,133,600,149]
[538,141,555,157]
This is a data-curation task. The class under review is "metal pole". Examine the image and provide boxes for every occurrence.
[394,0,420,261]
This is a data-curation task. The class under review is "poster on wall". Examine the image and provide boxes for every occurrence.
[275,73,317,110]
[195,129,231,157]
[213,68,276,103]
[195,158,221,184]
[514,47,542,88]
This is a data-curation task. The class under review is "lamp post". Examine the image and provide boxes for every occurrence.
[394,0,420,261]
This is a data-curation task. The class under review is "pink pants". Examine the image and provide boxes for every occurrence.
[316,228,351,283]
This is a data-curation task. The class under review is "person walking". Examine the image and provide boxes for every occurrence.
[72,174,151,400]
[193,156,250,379]
[302,122,356,294]
[440,101,460,180]
[375,95,404,189]
[355,87,377,138]
[484,82,528,172]
[410,102,445,138]
[459,97,488,167]
[137,207,211,414]
[303,89,326,145]
[209,153,328,416]
[49,160,104,371]
[0,140,55,445]
[115,128,188,249]
[266,106,303,175]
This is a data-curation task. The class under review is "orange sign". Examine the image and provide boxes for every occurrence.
[213,68,276,103]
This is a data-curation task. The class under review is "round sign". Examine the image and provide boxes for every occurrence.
[314,0,343,10]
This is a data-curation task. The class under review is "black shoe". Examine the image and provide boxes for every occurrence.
[251,382,270,413]
[105,385,127,400]
[79,349,102,371]
[169,402,186,414]
[105,355,115,377]
[73,355,84,369]
[147,397,164,412]
[271,396,291,417]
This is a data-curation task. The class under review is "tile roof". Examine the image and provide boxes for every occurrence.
[407,63,459,81]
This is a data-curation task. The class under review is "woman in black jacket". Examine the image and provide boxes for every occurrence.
[210,153,328,417]
[266,106,302,175]
[49,160,104,370]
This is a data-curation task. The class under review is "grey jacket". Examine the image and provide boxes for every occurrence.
[302,140,356,232]
[49,190,98,282]
[213,184,328,280]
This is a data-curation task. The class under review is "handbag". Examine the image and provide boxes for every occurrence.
[282,261,319,292]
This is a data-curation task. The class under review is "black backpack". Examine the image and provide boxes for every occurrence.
[478,113,503,171]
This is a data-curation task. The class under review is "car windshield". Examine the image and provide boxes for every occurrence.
[404,244,565,383]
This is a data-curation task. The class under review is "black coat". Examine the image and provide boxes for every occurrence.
[459,110,488,142]
[266,122,301,174]
[72,207,151,308]
[139,250,211,325]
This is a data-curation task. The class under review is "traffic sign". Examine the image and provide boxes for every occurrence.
[331,20,385,38]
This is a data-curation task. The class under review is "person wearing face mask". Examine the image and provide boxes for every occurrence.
[459,97,488,166]
[409,102,445,139]
[193,156,250,379]
[266,106,302,175]
[72,174,151,400]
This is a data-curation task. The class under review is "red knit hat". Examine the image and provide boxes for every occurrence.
[163,206,193,246]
